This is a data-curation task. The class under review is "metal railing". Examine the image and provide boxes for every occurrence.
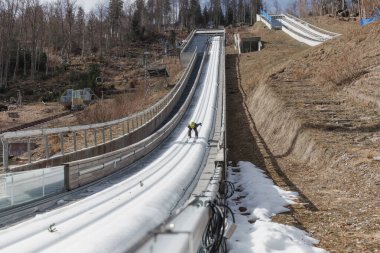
[260,10,273,23]
[1,49,199,172]
[180,30,197,54]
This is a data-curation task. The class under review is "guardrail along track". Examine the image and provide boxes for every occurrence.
[1,49,198,172]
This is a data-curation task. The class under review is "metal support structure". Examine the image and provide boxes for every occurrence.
[94,129,97,146]
[27,139,31,164]
[60,133,64,155]
[42,169,45,197]
[84,129,88,148]
[44,135,49,159]
[2,140,9,171]
[73,132,77,151]
[10,175,14,205]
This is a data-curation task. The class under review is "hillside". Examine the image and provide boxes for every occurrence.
[226,18,380,252]
[0,40,185,133]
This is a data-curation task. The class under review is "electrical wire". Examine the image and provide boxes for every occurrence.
[221,180,235,199]
[199,201,226,253]
[198,178,236,252]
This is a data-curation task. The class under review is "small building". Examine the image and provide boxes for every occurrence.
[60,88,95,110]
[240,36,262,53]
[235,33,262,54]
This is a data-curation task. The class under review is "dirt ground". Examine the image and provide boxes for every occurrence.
[0,54,183,133]
[0,46,183,171]
[0,103,67,132]
[226,19,380,252]
[303,15,361,35]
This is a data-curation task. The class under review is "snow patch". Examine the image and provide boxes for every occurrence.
[227,161,328,253]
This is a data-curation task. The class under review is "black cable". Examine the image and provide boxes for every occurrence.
[198,181,236,251]
[199,201,225,253]
[223,180,235,199]
[199,198,236,253]
[217,203,235,224]
[220,238,227,253]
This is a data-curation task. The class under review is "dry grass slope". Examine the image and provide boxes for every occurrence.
[227,18,380,253]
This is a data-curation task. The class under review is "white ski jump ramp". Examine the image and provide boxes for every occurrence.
[0,36,223,253]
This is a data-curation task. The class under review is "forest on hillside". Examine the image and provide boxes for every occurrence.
[0,0,379,92]
[279,0,380,17]
[0,0,264,90]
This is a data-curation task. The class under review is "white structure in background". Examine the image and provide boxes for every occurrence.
[258,12,340,46]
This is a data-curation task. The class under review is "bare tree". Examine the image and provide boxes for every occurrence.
[273,0,281,14]
[96,2,107,57]
[65,0,76,60]
[298,0,307,17]
[0,0,20,87]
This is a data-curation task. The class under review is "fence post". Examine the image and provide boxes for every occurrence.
[60,133,64,155]
[2,139,9,172]
[84,129,88,148]
[42,168,45,197]
[44,135,49,159]
[73,131,77,151]
[27,138,31,164]
[64,164,79,191]
[94,129,97,146]
[10,174,14,206]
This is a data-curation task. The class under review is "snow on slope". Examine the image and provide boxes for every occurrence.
[227,161,328,253]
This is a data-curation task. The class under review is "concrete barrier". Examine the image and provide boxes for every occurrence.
[64,51,208,191]
[7,50,199,173]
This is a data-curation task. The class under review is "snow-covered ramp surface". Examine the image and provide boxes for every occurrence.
[0,36,223,253]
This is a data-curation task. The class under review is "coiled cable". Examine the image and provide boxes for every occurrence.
[221,180,235,199]
[199,201,226,253]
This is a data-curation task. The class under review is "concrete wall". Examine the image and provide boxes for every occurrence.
[12,52,199,173]
[64,52,207,190]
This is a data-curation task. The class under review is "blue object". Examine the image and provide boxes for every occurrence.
[260,10,272,23]
[360,10,380,26]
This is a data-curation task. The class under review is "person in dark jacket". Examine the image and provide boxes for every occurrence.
[188,121,202,138]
